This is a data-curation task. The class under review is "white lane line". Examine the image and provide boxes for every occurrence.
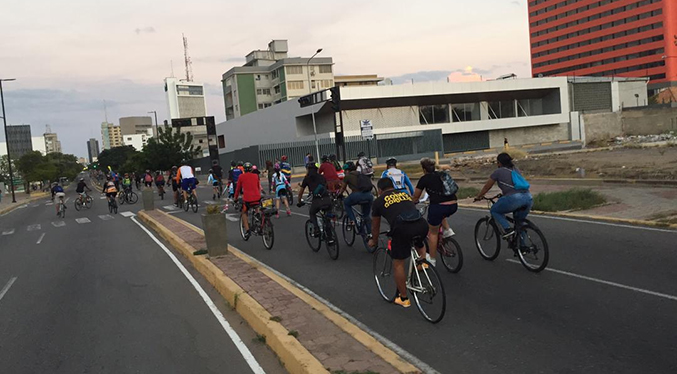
[2,229,15,236]
[459,207,677,234]
[99,214,115,221]
[36,233,46,244]
[52,221,66,227]
[167,210,182,215]
[119,211,136,218]
[163,205,178,211]
[75,218,91,224]
[45,202,54,206]
[506,259,677,302]
[99,196,107,200]
[27,224,41,231]
[0,277,17,303]
[130,217,266,374]
[64,197,70,203]
[225,214,240,222]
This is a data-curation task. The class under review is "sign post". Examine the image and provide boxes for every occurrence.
[360,120,374,158]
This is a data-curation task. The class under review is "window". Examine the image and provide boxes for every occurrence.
[487,101,516,119]
[272,70,278,79]
[218,135,225,148]
[451,103,480,122]
[319,65,332,74]
[287,81,304,90]
[286,66,303,75]
[321,79,333,88]
[419,105,450,124]
[256,75,261,81]
[256,89,262,95]
[274,85,280,94]
[262,88,271,95]
[258,103,264,109]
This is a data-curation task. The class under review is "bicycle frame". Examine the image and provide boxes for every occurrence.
[406,247,435,294]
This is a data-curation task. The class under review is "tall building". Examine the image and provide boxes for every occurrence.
[221,40,334,120]
[164,77,207,120]
[122,133,151,152]
[87,138,100,163]
[119,116,153,136]
[31,136,47,155]
[43,132,62,154]
[100,122,123,150]
[529,0,676,91]
[6,124,32,158]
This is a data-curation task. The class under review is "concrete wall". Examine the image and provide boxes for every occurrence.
[583,106,677,143]
[618,81,649,109]
[489,122,570,148]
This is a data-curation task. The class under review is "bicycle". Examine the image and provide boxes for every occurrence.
[373,231,446,323]
[301,202,339,260]
[56,196,66,218]
[474,194,549,273]
[416,201,463,273]
[107,194,118,214]
[118,187,138,205]
[74,192,93,211]
[183,185,199,213]
[330,190,345,219]
[157,184,165,200]
[239,198,276,249]
[342,203,374,253]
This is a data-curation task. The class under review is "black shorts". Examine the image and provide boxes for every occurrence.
[172,182,179,192]
[389,219,428,260]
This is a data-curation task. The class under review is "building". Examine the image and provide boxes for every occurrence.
[31,136,47,155]
[100,122,123,150]
[87,138,100,163]
[6,124,32,158]
[221,40,335,120]
[119,116,153,136]
[122,133,151,152]
[528,0,676,92]
[335,75,384,87]
[164,77,207,120]
[214,76,648,166]
[43,132,62,154]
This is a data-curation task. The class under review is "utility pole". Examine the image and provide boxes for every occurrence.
[0,78,17,203]
[306,48,323,163]
[148,111,158,137]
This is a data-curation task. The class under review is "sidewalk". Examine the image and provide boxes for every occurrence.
[0,191,49,215]
[139,209,420,374]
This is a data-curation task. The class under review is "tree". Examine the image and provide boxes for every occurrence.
[46,152,82,181]
[97,146,138,172]
[143,126,202,171]
[0,155,16,183]
[16,151,82,185]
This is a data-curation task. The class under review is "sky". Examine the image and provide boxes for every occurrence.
[0,0,531,158]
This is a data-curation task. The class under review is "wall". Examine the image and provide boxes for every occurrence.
[618,81,649,109]
[489,122,570,148]
[571,82,612,112]
[236,74,257,117]
[582,106,677,143]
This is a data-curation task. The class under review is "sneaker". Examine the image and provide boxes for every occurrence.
[275,213,279,219]
[502,229,515,239]
[443,228,455,238]
[244,230,251,240]
[394,296,411,308]
[429,258,437,267]
[286,209,291,216]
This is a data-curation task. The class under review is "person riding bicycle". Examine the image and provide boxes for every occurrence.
[474,152,532,238]
[234,162,263,240]
[75,178,92,202]
[318,154,341,192]
[211,160,223,189]
[208,169,219,200]
[369,178,428,308]
[272,165,291,218]
[177,161,198,205]
[279,155,292,183]
[411,158,457,267]
[329,154,345,180]
[121,173,132,195]
[356,151,374,178]
[52,182,66,215]
[169,166,180,206]
[381,157,414,195]
[338,161,373,237]
[143,169,153,188]
[102,177,118,204]
[155,171,165,188]
[296,163,333,241]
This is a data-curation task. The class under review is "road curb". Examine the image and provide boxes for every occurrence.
[0,192,49,216]
[457,202,677,230]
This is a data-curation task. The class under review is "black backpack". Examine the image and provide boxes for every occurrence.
[356,174,373,192]
[428,171,459,196]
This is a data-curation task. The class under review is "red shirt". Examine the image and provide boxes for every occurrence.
[319,162,339,181]
[234,172,262,203]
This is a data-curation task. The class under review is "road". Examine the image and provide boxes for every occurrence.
[0,179,285,374]
[165,181,677,374]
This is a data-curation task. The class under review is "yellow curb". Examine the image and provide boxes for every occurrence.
[559,140,571,144]
[457,203,677,230]
[521,144,535,149]
[157,211,422,373]
[463,151,477,155]
[540,142,553,146]
[138,210,328,374]
[0,192,49,216]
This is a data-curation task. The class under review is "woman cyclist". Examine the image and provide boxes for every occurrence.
[271,165,291,218]
[208,169,219,200]
[474,153,532,238]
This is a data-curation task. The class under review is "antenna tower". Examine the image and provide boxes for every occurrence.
[183,33,193,82]
[45,124,52,134]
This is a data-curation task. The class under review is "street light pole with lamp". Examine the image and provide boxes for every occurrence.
[306,48,323,164]
[0,78,17,203]
[148,110,159,137]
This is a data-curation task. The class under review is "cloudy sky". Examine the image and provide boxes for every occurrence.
[0,0,531,157]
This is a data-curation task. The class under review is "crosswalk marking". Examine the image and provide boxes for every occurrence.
[119,211,136,218]
[30,204,40,208]
[27,224,41,231]
[163,205,178,211]
[1,229,15,236]
[45,202,54,206]
[75,218,91,224]
[99,196,107,200]
[98,214,114,221]
[225,214,240,222]
[52,221,66,227]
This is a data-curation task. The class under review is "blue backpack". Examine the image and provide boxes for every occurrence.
[510,169,530,191]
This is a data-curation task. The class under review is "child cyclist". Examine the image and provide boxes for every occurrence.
[272,165,292,218]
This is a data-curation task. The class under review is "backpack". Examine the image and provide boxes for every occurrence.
[312,183,327,198]
[510,169,530,191]
[156,174,164,182]
[359,157,374,175]
[356,174,373,193]
[144,174,152,183]
[428,171,459,197]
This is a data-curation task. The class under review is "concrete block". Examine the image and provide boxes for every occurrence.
[202,213,228,257]
[142,189,155,211]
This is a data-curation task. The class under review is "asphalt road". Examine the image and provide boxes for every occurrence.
[162,181,677,374]
[0,178,285,374]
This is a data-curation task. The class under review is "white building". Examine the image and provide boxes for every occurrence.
[31,136,47,155]
[164,77,207,120]
[122,132,152,152]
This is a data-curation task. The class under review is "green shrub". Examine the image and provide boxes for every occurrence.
[456,186,480,200]
[533,188,606,212]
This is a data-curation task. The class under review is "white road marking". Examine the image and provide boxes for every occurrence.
[99,214,115,221]
[45,202,54,206]
[130,217,266,374]
[36,233,46,244]
[0,277,17,303]
[163,205,178,211]
[52,221,66,227]
[2,229,15,236]
[119,211,136,218]
[99,196,107,200]
[30,204,40,208]
[167,210,182,215]
[64,197,70,203]
[225,214,240,222]
[505,259,677,302]
[75,218,91,224]
[27,224,41,231]
[17,204,27,209]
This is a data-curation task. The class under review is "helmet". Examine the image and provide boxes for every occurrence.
[145,169,150,173]
[386,157,397,167]
[281,155,288,161]
[208,169,213,173]
[357,151,366,158]
[329,154,337,161]
[80,178,84,181]
[343,161,356,171]
[306,163,318,170]
[212,160,219,166]
[230,160,236,167]
[274,165,281,172]
[172,166,178,170]
[252,165,258,171]
[321,154,329,162]
[237,161,244,166]
[243,162,253,172]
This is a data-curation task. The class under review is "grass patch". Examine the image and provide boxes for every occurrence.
[533,188,606,212]
[253,334,266,344]
[456,186,480,200]
[269,316,282,322]
[287,330,299,338]
[648,210,677,225]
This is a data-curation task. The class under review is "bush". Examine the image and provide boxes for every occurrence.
[456,186,480,200]
[533,188,606,212]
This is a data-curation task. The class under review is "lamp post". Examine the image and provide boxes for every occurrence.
[148,111,158,137]
[0,78,17,203]
[306,48,323,164]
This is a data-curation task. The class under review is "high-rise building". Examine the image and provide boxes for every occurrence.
[43,132,62,154]
[100,122,123,150]
[6,124,32,158]
[31,136,47,155]
[529,0,676,91]
[87,138,100,163]
[119,116,153,136]
[221,40,334,120]
[164,77,207,120]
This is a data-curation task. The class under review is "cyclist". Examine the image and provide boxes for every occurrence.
[318,154,341,192]
[102,177,118,206]
[176,161,198,204]
[212,160,223,192]
[356,151,374,178]
[296,163,332,240]
[234,162,263,240]
[279,155,292,183]
[143,169,153,188]
[75,177,92,203]
[369,178,428,308]
[134,172,142,190]
[168,166,180,206]
[208,169,219,200]
[474,152,532,238]
[412,158,456,267]
[381,158,414,195]
[338,161,373,236]
[52,183,66,215]
[110,170,120,192]
[330,154,345,180]
[121,173,133,198]
[155,171,166,195]
[271,165,291,218]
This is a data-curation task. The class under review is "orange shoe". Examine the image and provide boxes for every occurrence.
[394,296,411,308]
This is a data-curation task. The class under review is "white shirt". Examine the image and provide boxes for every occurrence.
[179,165,195,179]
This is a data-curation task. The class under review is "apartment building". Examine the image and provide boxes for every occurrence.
[101,122,123,150]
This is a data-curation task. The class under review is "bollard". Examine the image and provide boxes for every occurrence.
[435,151,439,165]
[142,188,155,211]
[202,212,228,257]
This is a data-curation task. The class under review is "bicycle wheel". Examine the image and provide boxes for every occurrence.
[239,215,249,241]
[439,237,464,273]
[108,201,113,214]
[411,259,446,324]
[191,197,199,213]
[516,222,549,273]
[113,201,118,214]
[333,196,345,220]
[286,187,294,206]
[262,219,275,250]
[325,223,339,260]
[183,196,190,212]
[373,248,397,303]
[359,221,375,253]
[304,220,321,252]
[60,204,66,219]
[128,192,139,204]
[74,199,82,211]
[118,193,125,205]
[342,215,355,246]
[84,196,93,209]
[474,217,501,260]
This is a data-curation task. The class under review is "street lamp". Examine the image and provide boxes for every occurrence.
[148,110,158,137]
[306,48,323,164]
[0,78,17,203]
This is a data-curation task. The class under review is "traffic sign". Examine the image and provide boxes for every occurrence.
[360,120,374,140]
